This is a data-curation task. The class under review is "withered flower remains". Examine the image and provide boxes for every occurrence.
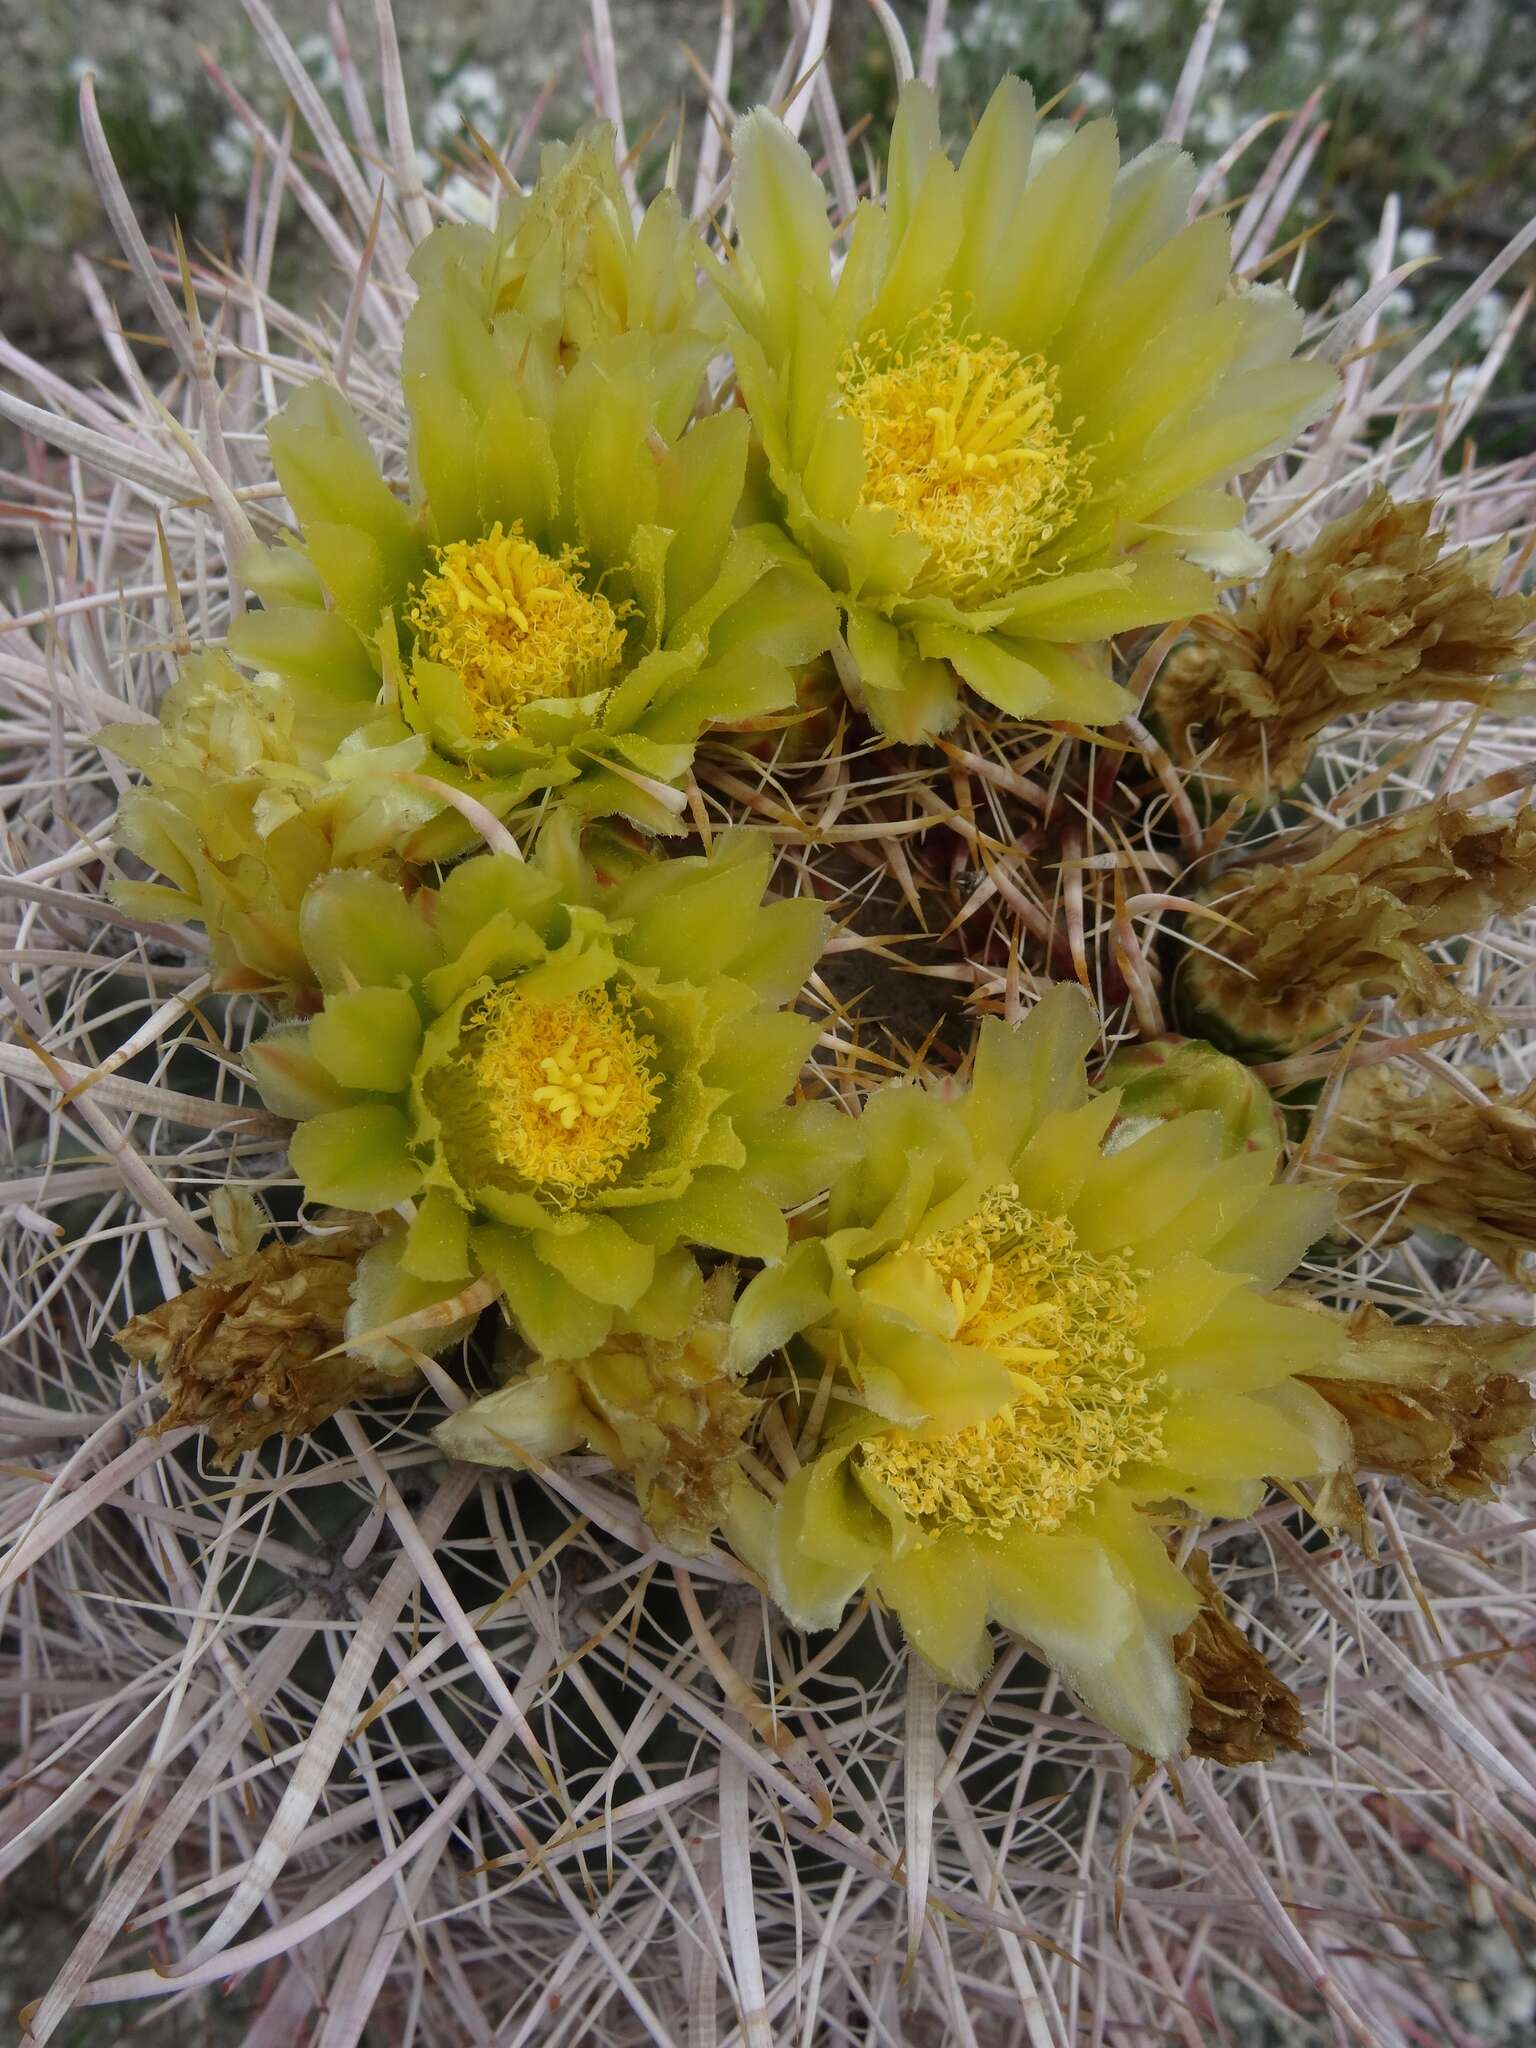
[1330,1062,1536,1280]
[119,1223,394,1464]
[1181,792,1536,1053]
[1158,491,1536,803]
[1306,1304,1536,1500]
[435,1269,756,1553]
[1170,1548,1306,1769]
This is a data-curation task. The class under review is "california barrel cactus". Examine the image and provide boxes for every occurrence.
[3,6,1535,2044]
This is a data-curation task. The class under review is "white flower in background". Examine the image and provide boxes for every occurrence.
[1075,68,1113,108]
[210,121,254,183]
[424,59,507,151]
[1211,38,1251,80]
[440,170,498,226]
[296,32,343,95]
[1470,288,1510,347]
[1200,92,1240,146]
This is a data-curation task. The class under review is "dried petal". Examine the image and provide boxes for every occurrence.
[1181,795,1536,1053]
[1307,1305,1536,1499]
[120,1223,398,1465]
[1173,1548,1306,1767]
[1157,491,1536,803]
[1330,1063,1536,1280]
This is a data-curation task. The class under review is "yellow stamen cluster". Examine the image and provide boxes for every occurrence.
[472,982,660,1197]
[406,521,629,742]
[859,1188,1163,1537]
[838,310,1089,602]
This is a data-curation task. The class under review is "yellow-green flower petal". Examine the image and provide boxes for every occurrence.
[309,987,424,1094]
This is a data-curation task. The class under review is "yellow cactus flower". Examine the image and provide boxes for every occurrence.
[716,81,1336,740]
[248,822,851,1366]
[102,651,436,998]
[103,142,833,1000]
[418,127,720,405]
[725,988,1347,1759]
[236,274,831,853]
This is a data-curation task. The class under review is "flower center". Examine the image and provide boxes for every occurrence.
[406,521,629,742]
[838,309,1089,602]
[472,983,660,1196]
[858,1188,1163,1537]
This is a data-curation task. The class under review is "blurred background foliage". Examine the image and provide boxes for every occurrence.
[3,0,1533,456]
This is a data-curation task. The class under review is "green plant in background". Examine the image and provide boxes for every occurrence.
[55,69,222,226]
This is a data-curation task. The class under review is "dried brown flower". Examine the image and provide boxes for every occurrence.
[435,1269,757,1554]
[1306,1305,1536,1501]
[1329,1063,1536,1280]
[1173,1549,1306,1768]
[120,1222,396,1464]
[1180,791,1536,1053]
[1157,491,1536,802]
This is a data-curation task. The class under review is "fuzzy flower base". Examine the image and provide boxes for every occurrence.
[2,6,1536,2047]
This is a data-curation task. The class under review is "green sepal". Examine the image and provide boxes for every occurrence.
[473,1224,613,1361]
[306,985,424,1093]
[246,1024,351,1121]
[300,870,444,995]
[403,1188,473,1283]
[289,1104,423,1210]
